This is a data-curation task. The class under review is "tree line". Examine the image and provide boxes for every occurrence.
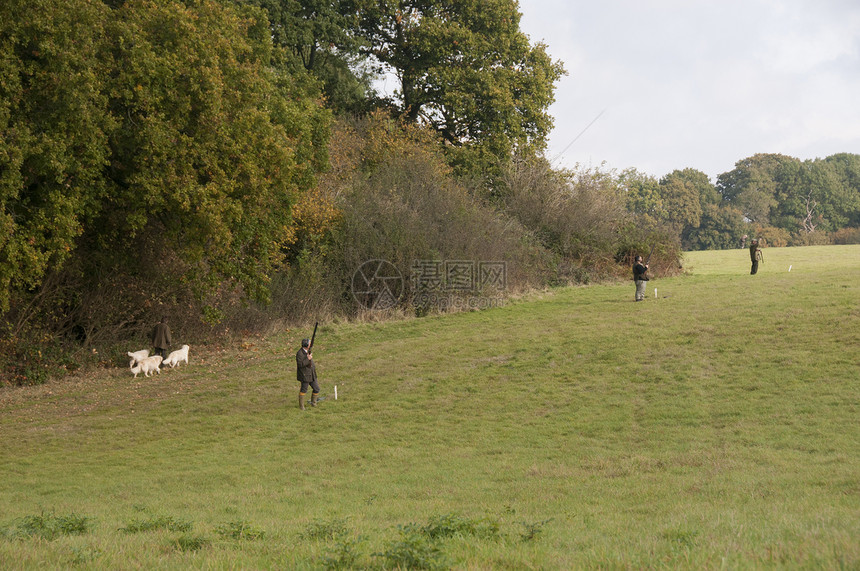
[622,153,860,250]
[1,0,857,384]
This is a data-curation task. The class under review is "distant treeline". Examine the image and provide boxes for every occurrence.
[1,0,857,384]
[621,153,860,250]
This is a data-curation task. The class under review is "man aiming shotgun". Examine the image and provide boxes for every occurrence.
[296,322,322,410]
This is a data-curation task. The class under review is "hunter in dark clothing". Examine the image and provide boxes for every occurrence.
[151,317,172,358]
[632,255,649,301]
[749,239,762,275]
[296,338,320,410]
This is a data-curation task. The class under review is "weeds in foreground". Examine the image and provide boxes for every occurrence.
[215,520,266,541]
[373,513,511,570]
[417,513,501,540]
[375,525,450,571]
[119,515,193,534]
[299,517,351,541]
[518,518,554,542]
[321,536,367,570]
[1,511,92,540]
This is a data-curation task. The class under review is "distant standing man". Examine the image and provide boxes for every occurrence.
[151,316,172,358]
[296,338,320,410]
[749,238,762,275]
[632,255,649,302]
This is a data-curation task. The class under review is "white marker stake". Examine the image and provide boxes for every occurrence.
[334,385,338,400]
[788,265,792,272]
[654,288,657,298]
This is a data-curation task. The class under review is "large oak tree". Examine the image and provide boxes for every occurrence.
[355,0,565,175]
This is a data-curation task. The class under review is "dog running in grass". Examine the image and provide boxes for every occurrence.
[163,345,189,368]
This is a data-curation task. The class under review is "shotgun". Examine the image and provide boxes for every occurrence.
[308,321,318,352]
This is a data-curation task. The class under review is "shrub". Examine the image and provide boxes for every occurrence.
[5,512,92,541]
[321,536,366,570]
[790,230,831,246]
[518,518,553,542]
[375,526,449,570]
[755,226,791,247]
[120,515,193,534]
[502,158,682,281]
[418,513,501,540]
[832,227,860,244]
[297,116,549,317]
[215,520,265,541]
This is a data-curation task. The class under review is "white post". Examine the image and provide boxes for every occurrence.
[334,385,338,400]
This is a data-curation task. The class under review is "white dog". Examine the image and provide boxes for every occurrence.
[131,355,162,378]
[128,349,150,368]
[163,345,189,368]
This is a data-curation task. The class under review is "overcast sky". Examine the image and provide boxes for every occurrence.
[517,0,860,181]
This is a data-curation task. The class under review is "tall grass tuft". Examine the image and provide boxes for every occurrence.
[119,515,192,534]
[4,511,92,541]
[375,525,450,571]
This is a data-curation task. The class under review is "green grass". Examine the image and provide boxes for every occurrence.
[1,245,858,569]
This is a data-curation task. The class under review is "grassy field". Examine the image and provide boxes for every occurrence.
[1,245,858,569]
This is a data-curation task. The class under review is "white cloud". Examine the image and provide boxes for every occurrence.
[519,0,860,179]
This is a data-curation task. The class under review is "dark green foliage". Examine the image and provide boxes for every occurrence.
[685,203,747,251]
[713,152,860,246]
[2,0,329,329]
[415,513,501,540]
[0,0,112,313]
[3,512,92,541]
[241,0,372,115]
[375,525,450,570]
[321,536,366,570]
[619,152,860,250]
[355,0,565,179]
[372,513,501,569]
[0,327,76,386]
[98,0,328,305]
[240,0,566,176]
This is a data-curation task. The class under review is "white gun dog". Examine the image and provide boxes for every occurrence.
[131,355,163,378]
[163,345,189,368]
[127,349,150,367]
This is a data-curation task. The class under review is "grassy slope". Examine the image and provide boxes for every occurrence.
[1,245,858,569]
